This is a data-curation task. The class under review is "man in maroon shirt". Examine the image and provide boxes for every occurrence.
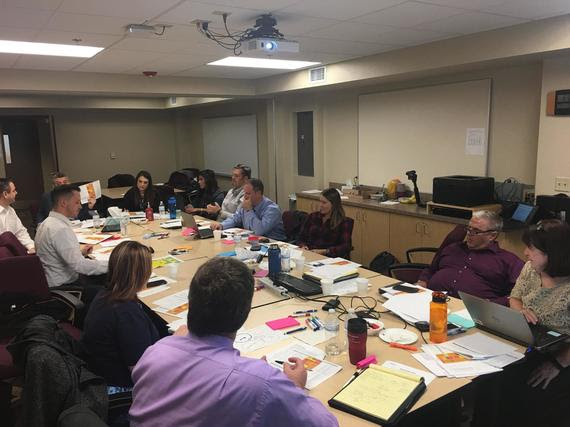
[418,211,524,306]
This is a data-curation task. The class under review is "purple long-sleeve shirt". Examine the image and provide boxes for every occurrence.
[419,241,523,306]
[130,333,338,427]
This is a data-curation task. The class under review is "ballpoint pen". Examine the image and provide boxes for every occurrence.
[293,309,318,314]
[285,327,307,335]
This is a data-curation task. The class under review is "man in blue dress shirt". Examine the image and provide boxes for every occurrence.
[213,178,286,241]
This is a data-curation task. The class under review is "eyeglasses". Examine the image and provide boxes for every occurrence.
[465,226,497,236]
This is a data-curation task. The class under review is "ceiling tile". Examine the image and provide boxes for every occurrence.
[270,13,340,37]
[352,1,465,27]
[278,0,405,21]
[189,0,299,11]
[0,26,40,41]
[0,7,53,29]
[483,0,570,20]
[418,0,507,11]
[13,54,85,71]
[34,30,122,47]
[294,35,398,56]
[113,36,192,53]
[75,48,164,73]
[156,1,261,27]
[175,63,286,79]
[0,52,19,68]
[376,28,456,45]
[2,0,63,11]
[304,21,395,42]
[46,12,129,35]
[126,52,221,75]
[418,11,527,34]
[58,0,181,20]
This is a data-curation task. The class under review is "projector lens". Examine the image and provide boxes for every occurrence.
[264,41,276,51]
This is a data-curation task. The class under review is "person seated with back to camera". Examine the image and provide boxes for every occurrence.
[211,178,286,241]
[81,241,179,395]
[122,170,160,212]
[471,219,570,427]
[37,171,95,223]
[297,188,353,259]
[183,169,225,220]
[129,257,338,427]
[417,210,524,305]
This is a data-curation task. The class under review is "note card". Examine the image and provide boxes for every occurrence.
[266,316,300,330]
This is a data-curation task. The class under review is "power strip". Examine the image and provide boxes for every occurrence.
[258,277,289,296]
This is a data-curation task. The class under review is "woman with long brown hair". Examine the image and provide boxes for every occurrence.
[297,188,354,258]
[81,241,161,389]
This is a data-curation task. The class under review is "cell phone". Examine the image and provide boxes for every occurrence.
[147,279,167,288]
[392,284,420,293]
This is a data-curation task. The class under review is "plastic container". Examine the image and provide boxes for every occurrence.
[158,201,165,219]
[347,318,368,365]
[345,308,358,331]
[324,309,342,356]
[120,212,129,236]
[268,244,281,279]
[92,213,101,228]
[429,291,448,343]
[281,247,291,272]
[145,203,154,221]
[168,196,177,220]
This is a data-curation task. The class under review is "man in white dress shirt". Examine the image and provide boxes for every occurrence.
[0,178,35,253]
[205,164,250,221]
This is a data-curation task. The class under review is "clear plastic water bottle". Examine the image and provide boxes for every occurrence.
[281,247,291,272]
[120,211,129,236]
[92,213,101,228]
[158,201,165,219]
[345,308,358,332]
[324,309,342,356]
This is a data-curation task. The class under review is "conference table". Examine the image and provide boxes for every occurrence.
[81,216,525,426]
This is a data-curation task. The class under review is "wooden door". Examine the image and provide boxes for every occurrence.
[388,214,423,263]
[343,205,362,263]
[360,209,390,268]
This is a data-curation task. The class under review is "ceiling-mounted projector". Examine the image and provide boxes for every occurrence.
[244,38,299,54]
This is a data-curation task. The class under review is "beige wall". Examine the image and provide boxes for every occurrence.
[536,55,570,195]
[53,109,177,185]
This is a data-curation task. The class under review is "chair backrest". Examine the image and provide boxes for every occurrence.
[167,170,197,192]
[0,232,28,257]
[282,210,308,242]
[0,255,51,302]
[107,174,135,189]
[388,263,428,283]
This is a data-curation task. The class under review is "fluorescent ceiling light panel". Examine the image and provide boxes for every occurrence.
[0,40,104,58]
[208,56,320,70]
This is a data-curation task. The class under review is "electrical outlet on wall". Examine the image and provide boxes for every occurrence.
[554,176,570,192]
[110,152,117,160]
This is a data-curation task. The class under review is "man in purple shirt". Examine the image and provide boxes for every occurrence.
[129,257,338,427]
[418,211,523,306]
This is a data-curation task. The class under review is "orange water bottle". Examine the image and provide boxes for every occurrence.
[429,291,448,343]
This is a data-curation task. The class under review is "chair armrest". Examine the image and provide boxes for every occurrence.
[406,247,438,263]
[49,290,85,311]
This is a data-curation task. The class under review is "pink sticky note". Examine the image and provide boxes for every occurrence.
[266,317,300,330]
[254,269,268,278]
[222,239,235,245]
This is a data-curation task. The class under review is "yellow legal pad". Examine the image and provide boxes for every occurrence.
[329,364,426,425]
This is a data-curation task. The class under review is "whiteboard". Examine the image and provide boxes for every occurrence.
[358,79,490,189]
[202,114,258,177]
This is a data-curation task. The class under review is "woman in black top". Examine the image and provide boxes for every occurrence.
[122,170,159,212]
[81,241,160,388]
[184,169,225,220]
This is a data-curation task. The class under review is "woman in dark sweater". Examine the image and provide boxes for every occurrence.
[122,170,159,212]
[297,188,354,259]
[81,241,160,389]
[184,169,225,220]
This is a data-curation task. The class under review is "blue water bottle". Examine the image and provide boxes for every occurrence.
[168,196,177,219]
[268,244,281,280]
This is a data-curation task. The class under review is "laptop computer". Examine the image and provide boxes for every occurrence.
[502,203,538,230]
[458,291,567,350]
[101,217,120,232]
[181,212,214,239]
[275,273,322,296]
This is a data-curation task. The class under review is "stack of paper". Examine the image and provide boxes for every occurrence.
[382,291,433,323]
[305,258,361,282]
[266,343,342,390]
[234,325,289,353]
[411,333,524,378]
[152,290,188,318]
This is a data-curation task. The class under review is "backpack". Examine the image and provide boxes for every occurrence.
[369,251,399,276]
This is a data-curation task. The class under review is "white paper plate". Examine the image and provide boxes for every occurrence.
[379,328,418,345]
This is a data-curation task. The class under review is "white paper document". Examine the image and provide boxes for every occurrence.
[234,325,288,353]
[382,290,433,322]
[292,329,337,346]
[137,284,170,298]
[485,352,525,369]
[79,180,102,204]
[152,290,188,318]
[167,318,186,331]
[99,238,131,248]
[465,128,486,156]
[451,333,516,357]
[411,352,449,377]
[77,234,113,245]
[382,360,436,386]
[266,343,342,390]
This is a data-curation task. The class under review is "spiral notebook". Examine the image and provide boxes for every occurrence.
[328,364,426,426]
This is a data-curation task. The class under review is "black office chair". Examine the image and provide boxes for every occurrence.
[387,263,428,283]
[406,247,438,264]
[107,174,135,189]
